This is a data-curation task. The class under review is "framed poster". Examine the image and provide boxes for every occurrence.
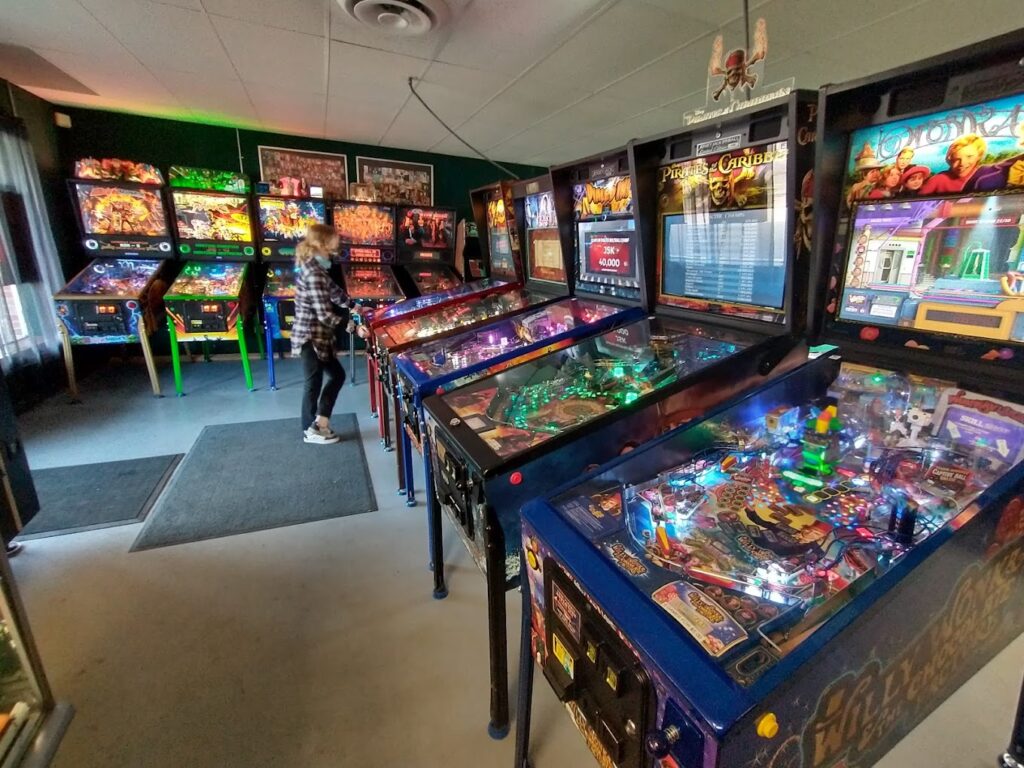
[257,146,348,200]
[356,156,433,206]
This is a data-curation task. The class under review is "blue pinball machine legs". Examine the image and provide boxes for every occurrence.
[264,314,277,391]
[513,555,534,767]
[424,437,447,599]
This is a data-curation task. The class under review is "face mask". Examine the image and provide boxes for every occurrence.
[314,255,331,270]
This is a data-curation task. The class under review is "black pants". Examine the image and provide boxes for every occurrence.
[300,343,345,431]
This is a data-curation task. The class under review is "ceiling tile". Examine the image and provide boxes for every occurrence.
[437,0,609,74]
[328,40,430,94]
[78,0,236,78]
[204,0,326,37]
[211,14,327,93]
[328,0,473,61]
[30,46,178,104]
[522,1,705,95]
[157,70,260,124]
[247,85,327,136]
[634,0,761,26]
[0,0,120,56]
[596,39,716,109]
[378,104,449,152]
[148,0,204,9]
[399,61,511,133]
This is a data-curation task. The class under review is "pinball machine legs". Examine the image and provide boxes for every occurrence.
[393,389,405,492]
[167,315,185,397]
[513,556,534,768]
[264,319,277,391]
[402,425,416,506]
[367,356,377,417]
[137,318,162,397]
[57,321,80,403]
[426,442,447,597]
[237,316,254,392]
[484,517,511,739]
[1001,671,1024,767]
[349,330,358,386]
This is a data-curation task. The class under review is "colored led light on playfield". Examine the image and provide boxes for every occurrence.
[510,471,523,485]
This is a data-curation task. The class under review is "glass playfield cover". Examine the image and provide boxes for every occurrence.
[373,278,507,325]
[545,360,1024,680]
[398,298,620,379]
[406,263,461,294]
[436,317,749,460]
[167,261,246,298]
[341,264,404,302]
[376,288,548,350]
[59,258,162,297]
[264,264,297,298]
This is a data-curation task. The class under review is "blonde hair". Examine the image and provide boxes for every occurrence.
[295,223,338,264]
[946,133,986,163]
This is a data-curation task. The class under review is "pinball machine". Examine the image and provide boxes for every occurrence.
[164,166,258,395]
[422,93,820,738]
[55,158,175,397]
[392,173,644,522]
[392,204,463,297]
[469,180,525,282]
[255,192,326,390]
[514,32,1024,768]
[333,201,407,385]
[365,184,526,463]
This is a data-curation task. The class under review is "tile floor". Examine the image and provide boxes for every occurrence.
[10,355,1024,768]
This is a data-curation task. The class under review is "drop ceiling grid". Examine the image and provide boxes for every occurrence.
[3,0,1024,164]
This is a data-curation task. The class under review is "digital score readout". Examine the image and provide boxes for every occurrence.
[586,232,635,277]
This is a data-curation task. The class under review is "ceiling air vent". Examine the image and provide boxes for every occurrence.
[339,0,449,36]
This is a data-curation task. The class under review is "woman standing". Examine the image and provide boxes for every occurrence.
[292,223,349,444]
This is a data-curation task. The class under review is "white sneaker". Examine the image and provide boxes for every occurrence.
[304,425,340,444]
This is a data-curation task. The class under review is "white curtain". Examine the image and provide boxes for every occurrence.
[0,126,64,372]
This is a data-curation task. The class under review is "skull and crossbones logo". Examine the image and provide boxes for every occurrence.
[709,18,768,102]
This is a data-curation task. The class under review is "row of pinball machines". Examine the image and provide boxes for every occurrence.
[53,159,462,396]
[507,29,1024,768]
[351,30,1024,768]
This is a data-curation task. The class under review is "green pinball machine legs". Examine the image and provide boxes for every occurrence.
[237,316,254,392]
[166,314,184,397]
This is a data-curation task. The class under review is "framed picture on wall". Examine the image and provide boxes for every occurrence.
[257,146,348,200]
[356,156,433,206]
[348,182,376,202]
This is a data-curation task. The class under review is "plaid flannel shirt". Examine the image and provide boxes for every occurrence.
[291,260,349,360]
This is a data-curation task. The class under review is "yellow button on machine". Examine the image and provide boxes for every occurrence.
[605,667,619,693]
[756,713,779,739]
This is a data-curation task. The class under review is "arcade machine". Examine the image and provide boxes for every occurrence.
[256,192,326,390]
[164,166,258,395]
[333,201,408,384]
[393,205,463,297]
[366,185,526,459]
[392,173,645,514]
[469,181,523,282]
[55,158,175,397]
[514,33,1024,768]
[423,95,819,738]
